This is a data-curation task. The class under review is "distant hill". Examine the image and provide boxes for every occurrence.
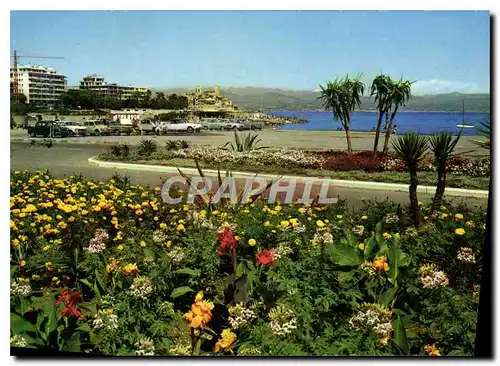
[152,87,490,113]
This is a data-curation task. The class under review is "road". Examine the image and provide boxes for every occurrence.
[10,143,488,210]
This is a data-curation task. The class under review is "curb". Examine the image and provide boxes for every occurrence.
[88,157,489,198]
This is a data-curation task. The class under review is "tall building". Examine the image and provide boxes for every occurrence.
[79,74,150,100]
[10,65,67,106]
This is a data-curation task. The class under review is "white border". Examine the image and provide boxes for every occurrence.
[3,3,498,366]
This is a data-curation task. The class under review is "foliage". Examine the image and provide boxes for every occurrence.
[137,140,158,157]
[473,119,491,151]
[10,171,484,356]
[223,132,265,152]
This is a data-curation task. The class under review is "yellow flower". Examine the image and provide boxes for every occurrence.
[184,291,214,329]
[372,256,390,272]
[11,239,20,249]
[298,207,306,214]
[316,220,325,228]
[199,210,207,217]
[358,243,365,250]
[32,274,40,280]
[117,245,124,251]
[455,213,464,220]
[383,232,392,240]
[275,206,282,212]
[43,245,51,251]
[135,209,143,216]
[215,329,237,353]
[418,201,423,206]
[166,240,172,248]
[140,241,146,247]
[68,216,75,223]
[234,236,240,241]
[263,221,270,227]
[178,219,185,224]
[336,214,343,219]
[424,344,441,356]
[122,263,138,276]
[466,221,474,228]
[248,238,257,246]
[52,276,59,282]
[455,228,465,236]
[160,223,167,229]
[441,213,448,219]
[279,220,290,229]
[153,216,158,221]
[20,260,26,267]
[176,224,185,232]
[289,218,298,225]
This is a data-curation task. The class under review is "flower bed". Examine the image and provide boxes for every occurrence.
[11,171,485,356]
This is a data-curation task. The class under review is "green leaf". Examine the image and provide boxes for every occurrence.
[62,331,81,352]
[326,242,363,266]
[79,279,93,289]
[236,262,246,277]
[95,269,107,294]
[11,313,36,334]
[378,287,398,307]
[375,222,384,244]
[393,315,409,355]
[363,236,378,260]
[174,268,201,277]
[170,286,194,299]
[387,237,401,283]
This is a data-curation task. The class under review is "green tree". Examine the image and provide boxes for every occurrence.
[392,133,428,227]
[382,78,414,154]
[370,75,393,153]
[473,119,491,150]
[318,74,365,153]
[428,131,462,215]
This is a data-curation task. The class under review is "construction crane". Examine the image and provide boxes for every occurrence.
[11,50,65,95]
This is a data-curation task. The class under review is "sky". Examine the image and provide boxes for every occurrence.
[10,10,490,94]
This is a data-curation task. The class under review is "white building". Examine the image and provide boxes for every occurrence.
[10,65,67,106]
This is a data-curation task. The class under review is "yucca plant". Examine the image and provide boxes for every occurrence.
[108,144,123,157]
[137,139,158,157]
[428,131,462,215]
[222,132,265,152]
[179,140,191,149]
[165,140,179,151]
[392,133,429,227]
[473,119,491,150]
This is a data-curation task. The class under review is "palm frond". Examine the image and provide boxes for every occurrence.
[392,133,429,166]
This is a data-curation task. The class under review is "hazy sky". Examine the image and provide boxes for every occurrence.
[10,10,490,94]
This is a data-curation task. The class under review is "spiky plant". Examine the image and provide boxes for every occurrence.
[179,140,191,149]
[223,132,265,152]
[392,133,429,227]
[166,140,179,151]
[428,131,462,215]
[473,119,491,150]
[137,139,158,157]
[120,144,130,159]
[108,144,123,157]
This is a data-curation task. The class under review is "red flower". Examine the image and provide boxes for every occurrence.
[217,227,238,256]
[56,289,82,318]
[256,249,276,267]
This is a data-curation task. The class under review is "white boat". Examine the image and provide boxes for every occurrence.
[457,124,475,128]
[456,99,475,129]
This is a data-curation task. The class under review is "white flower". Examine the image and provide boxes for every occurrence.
[228,303,257,330]
[457,247,476,263]
[92,308,119,331]
[130,276,153,299]
[10,335,28,347]
[167,247,185,263]
[135,337,155,356]
[11,278,31,297]
[385,213,399,224]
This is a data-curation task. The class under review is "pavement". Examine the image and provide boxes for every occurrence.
[10,128,487,155]
[10,142,489,210]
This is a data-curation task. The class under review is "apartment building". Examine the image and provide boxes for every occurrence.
[79,74,150,100]
[10,65,67,106]
[184,86,235,112]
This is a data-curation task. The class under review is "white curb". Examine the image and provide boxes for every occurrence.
[88,157,489,198]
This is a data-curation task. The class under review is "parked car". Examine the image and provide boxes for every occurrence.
[157,119,202,134]
[136,119,161,135]
[200,118,243,131]
[237,119,264,131]
[27,121,74,138]
[83,120,108,136]
[105,122,134,136]
[62,121,88,136]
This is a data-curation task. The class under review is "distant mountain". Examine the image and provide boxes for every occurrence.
[152,87,490,113]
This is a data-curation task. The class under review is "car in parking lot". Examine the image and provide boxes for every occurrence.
[157,119,202,134]
[237,119,264,131]
[200,118,243,131]
[105,122,134,135]
[27,121,74,138]
[62,121,88,136]
[83,120,108,136]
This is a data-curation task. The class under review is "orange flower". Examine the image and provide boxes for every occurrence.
[372,256,390,272]
[424,344,441,356]
[214,329,237,353]
[184,291,214,329]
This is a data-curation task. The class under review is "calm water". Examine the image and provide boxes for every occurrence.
[269,111,489,136]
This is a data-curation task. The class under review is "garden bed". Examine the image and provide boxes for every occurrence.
[11,171,485,356]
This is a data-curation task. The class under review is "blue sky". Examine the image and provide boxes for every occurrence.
[10,10,490,94]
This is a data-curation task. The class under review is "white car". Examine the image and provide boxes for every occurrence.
[62,121,87,136]
[157,119,202,134]
[83,120,108,136]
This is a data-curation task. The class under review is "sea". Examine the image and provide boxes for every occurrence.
[268,111,490,136]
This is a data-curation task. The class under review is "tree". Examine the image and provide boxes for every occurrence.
[473,119,491,150]
[428,131,462,215]
[382,78,414,154]
[318,74,365,153]
[392,133,428,227]
[370,75,393,153]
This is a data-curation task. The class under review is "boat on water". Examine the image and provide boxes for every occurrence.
[456,99,475,129]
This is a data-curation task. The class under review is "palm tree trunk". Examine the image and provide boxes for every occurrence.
[409,167,422,227]
[373,110,384,153]
[430,164,446,215]
[382,107,398,154]
[344,118,353,153]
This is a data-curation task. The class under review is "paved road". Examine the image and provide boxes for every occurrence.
[10,143,488,210]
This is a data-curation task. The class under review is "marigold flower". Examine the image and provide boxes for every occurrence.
[263,221,270,227]
[466,221,474,228]
[424,344,441,356]
[358,243,365,250]
[184,291,214,329]
[248,238,257,246]
[123,263,138,276]
[383,232,392,240]
[336,214,343,219]
[316,220,325,228]
[455,213,464,220]
[455,228,465,236]
[214,329,237,353]
[176,224,185,232]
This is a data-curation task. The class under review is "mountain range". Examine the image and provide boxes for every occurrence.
[153,87,490,113]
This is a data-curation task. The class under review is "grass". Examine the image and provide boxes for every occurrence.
[99,155,490,190]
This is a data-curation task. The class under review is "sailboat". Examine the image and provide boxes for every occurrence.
[456,99,475,128]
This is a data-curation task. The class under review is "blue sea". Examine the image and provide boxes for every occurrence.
[268,111,489,136]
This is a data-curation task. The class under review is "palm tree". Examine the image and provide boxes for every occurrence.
[371,75,393,153]
[428,131,462,215]
[473,118,491,150]
[392,133,429,227]
[319,74,365,153]
[382,78,414,154]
